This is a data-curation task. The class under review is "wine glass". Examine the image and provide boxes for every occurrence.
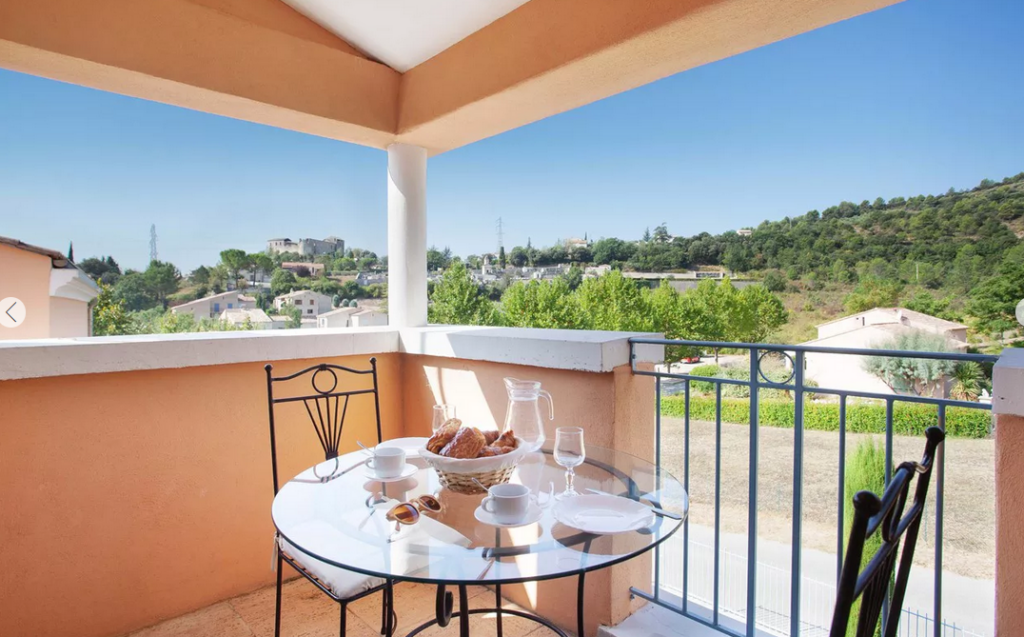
[432,404,456,433]
[554,427,585,499]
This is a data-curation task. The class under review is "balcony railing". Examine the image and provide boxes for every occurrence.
[627,338,999,637]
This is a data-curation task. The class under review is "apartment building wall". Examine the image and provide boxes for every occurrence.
[0,243,52,340]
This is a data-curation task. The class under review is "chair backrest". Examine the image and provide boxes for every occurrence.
[829,426,944,637]
[264,359,382,495]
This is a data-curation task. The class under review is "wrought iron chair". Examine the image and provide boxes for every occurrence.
[829,426,945,637]
[266,359,395,637]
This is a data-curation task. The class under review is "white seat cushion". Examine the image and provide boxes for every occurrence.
[279,538,386,600]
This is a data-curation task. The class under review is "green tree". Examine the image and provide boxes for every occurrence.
[428,261,496,325]
[92,283,134,336]
[270,269,298,296]
[762,271,786,293]
[592,238,636,265]
[251,253,274,285]
[509,246,529,267]
[561,265,584,290]
[113,271,154,311]
[652,223,671,244]
[844,279,903,314]
[280,303,303,329]
[219,249,250,287]
[500,279,580,329]
[144,260,181,309]
[950,362,984,402]
[966,246,1024,336]
[191,265,211,286]
[498,246,507,269]
[864,330,955,396]
[78,256,121,281]
[427,246,450,272]
[575,270,652,332]
[739,284,788,342]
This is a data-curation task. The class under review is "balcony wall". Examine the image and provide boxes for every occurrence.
[994,348,1024,637]
[0,327,662,637]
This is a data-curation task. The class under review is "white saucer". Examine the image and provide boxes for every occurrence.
[363,463,418,483]
[378,437,429,458]
[552,494,655,534]
[474,501,544,528]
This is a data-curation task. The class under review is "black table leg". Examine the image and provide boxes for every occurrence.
[577,572,586,637]
[495,528,503,637]
[458,584,470,637]
[435,584,453,628]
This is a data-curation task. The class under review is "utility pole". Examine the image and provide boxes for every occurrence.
[149,224,158,264]
[496,217,504,254]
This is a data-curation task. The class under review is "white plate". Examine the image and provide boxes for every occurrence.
[552,494,655,534]
[363,463,418,483]
[378,437,429,458]
[474,501,544,528]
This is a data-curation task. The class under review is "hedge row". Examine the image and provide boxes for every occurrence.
[660,395,991,439]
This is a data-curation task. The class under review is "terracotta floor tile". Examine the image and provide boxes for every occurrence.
[124,580,558,637]
[127,602,253,637]
[228,579,379,637]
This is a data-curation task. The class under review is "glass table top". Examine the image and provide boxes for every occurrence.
[272,442,687,585]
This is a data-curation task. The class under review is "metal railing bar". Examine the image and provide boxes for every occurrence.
[684,378,691,615]
[746,348,759,637]
[655,375,662,603]
[714,381,722,626]
[883,398,894,633]
[790,350,805,637]
[629,337,999,364]
[837,395,847,585]
[935,404,946,637]
[633,366,992,411]
[630,369,752,387]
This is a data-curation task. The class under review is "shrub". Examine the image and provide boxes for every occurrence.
[844,439,888,636]
[660,396,990,439]
[688,364,721,394]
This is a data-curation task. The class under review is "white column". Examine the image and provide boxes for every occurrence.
[387,143,428,327]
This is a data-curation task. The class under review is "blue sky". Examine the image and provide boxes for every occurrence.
[1,0,1022,272]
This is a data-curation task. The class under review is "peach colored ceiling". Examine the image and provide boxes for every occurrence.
[280,0,532,72]
[0,0,904,155]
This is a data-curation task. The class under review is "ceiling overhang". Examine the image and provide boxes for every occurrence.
[0,0,904,155]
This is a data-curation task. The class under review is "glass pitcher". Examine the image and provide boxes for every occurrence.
[503,378,555,452]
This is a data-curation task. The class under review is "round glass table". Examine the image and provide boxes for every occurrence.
[273,442,687,637]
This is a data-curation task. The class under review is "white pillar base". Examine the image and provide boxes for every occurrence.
[387,143,428,328]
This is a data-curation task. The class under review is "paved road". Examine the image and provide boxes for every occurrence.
[653,524,993,635]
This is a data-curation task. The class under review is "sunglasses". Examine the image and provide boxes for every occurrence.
[385,494,443,526]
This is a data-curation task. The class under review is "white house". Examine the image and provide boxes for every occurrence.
[317,306,360,328]
[171,291,255,319]
[219,308,276,330]
[351,309,388,327]
[316,306,388,328]
[802,307,968,396]
[0,236,100,340]
[273,290,333,318]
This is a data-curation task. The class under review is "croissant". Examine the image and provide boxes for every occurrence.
[440,427,487,459]
[480,444,511,457]
[483,430,500,445]
[426,420,461,455]
[493,429,518,450]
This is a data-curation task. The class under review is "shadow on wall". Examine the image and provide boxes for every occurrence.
[402,353,618,448]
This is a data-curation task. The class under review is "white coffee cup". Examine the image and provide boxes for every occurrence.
[481,483,530,524]
[367,447,406,478]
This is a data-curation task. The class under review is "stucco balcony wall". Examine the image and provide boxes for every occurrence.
[0,327,663,637]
